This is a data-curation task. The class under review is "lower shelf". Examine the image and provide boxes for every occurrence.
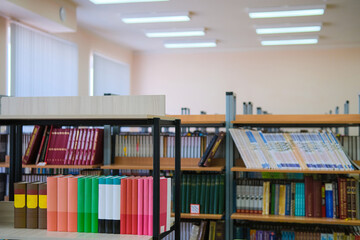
[22,164,102,169]
[0,223,151,239]
[171,213,223,220]
[231,213,360,226]
[0,162,9,168]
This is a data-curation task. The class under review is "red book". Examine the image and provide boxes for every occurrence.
[78,129,88,165]
[23,125,45,164]
[143,177,149,235]
[132,177,138,234]
[63,129,74,165]
[35,125,49,165]
[159,177,167,233]
[305,176,313,217]
[74,129,83,165]
[69,129,80,165]
[351,178,356,220]
[338,178,347,219]
[84,129,94,165]
[44,126,54,164]
[346,178,352,219]
[89,128,104,165]
[126,177,133,234]
[148,177,153,236]
[120,177,127,234]
[82,129,92,165]
[47,175,63,231]
[313,179,322,218]
[321,184,326,218]
[45,128,71,165]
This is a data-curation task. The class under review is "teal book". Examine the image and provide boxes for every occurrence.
[186,174,191,213]
[190,175,196,205]
[84,176,93,232]
[204,175,210,214]
[181,175,186,213]
[213,175,219,214]
[77,176,85,232]
[91,176,99,233]
[209,175,215,214]
[218,175,225,214]
[195,174,201,204]
[199,175,206,214]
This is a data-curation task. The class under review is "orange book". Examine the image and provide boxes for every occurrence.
[58,175,72,232]
[47,175,63,231]
[68,176,79,232]
[132,177,138,234]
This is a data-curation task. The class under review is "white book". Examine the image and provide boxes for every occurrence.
[105,177,113,224]
[98,177,107,222]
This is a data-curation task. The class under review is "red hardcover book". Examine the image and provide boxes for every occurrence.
[69,129,80,165]
[67,128,78,165]
[63,129,74,165]
[126,177,133,234]
[351,178,356,220]
[82,129,92,165]
[78,129,88,165]
[159,177,167,234]
[313,179,322,218]
[321,184,326,218]
[347,178,352,219]
[89,128,104,165]
[120,177,127,234]
[132,177,138,234]
[338,178,347,219]
[44,126,54,164]
[45,128,71,165]
[23,125,45,164]
[35,125,48,165]
[305,176,313,217]
[74,129,84,165]
[86,129,95,165]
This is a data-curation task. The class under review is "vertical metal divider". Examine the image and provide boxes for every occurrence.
[15,125,22,183]
[345,100,349,136]
[175,119,181,240]
[335,106,339,134]
[358,93,360,136]
[103,125,112,175]
[153,118,160,239]
[225,92,236,240]
[9,125,16,201]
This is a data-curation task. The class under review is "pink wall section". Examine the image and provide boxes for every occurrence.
[132,47,360,115]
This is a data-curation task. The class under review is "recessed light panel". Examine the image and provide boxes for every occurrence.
[89,0,168,4]
[256,23,322,34]
[261,36,319,46]
[164,39,217,48]
[248,5,326,18]
[122,12,190,24]
[145,28,205,38]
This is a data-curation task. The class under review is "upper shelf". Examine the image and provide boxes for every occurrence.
[166,115,225,127]
[232,114,360,127]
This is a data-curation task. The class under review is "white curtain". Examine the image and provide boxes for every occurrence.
[10,22,78,97]
[93,53,130,96]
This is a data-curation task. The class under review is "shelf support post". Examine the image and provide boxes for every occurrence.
[153,118,160,240]
[225,92,236,240]
[175,119,181,240]
[9,125,15,201]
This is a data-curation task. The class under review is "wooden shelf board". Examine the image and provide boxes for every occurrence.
[171,213,223,220]
[232,114,360,126]
[231,167,360,174]
[0,162,9,168]
[166,115,225,125]
[22,164,102,169]
[101,157,224,171]
[231,213,360,226]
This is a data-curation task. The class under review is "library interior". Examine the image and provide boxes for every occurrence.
[0,0,360,239]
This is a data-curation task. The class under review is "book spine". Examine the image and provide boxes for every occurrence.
[98,177,106,233]
[313,179,322,218]
[138,178,144,235]
[325,183,334,218]
[38,183,47,229]
[91,177,99,233]
[68,177,78,232]
[14,182,27,228]
[23,125,44,164]
[47,176,58,231]
[26,183,38,229]
[58,176,69,232]
[305,176,313,217]
[105,177,113,233]
[77,177,85,232]
[84,177,92,233]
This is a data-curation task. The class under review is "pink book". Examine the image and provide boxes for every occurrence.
[138,178,144,235]
[120,177,127,234]
[148,177,153,236]
[126,177,133,234]
[143,177,149,235]
[58,175,72,232]
[132,177,138,234]
[47,175,63,231]
[159,177,167,234]
[68,176,78,232]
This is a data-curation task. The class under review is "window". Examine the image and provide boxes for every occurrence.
[92,53,130,96]
[10,22,78,97]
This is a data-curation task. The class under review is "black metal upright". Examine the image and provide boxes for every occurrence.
[152,118,160,239]
[15,125,23,183]
[9,126,16,201]
[174,119,181,240]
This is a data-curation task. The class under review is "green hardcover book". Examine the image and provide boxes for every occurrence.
[190,175,196,206]
[204,175,211,214]
[209,175,215,214]
[270,183,276,215]
[181,175,186,213]
[195,174,201,204]
[218,174,225,214]
[199,175,206,214]
[77,176,85,232]
[91,176,99,233]
[84,176,93,232]
[186,174,191,213]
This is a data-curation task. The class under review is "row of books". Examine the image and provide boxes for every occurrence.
[234,224,360,240]
[22,174,50,183]
[23,167,88,175]
[23,126,104,166]
[230,128,354,170]
[46,175,172,235]
[235,175,360,220]
[163,221,224,240]
[181,174,224,214]
[339,135,360,161]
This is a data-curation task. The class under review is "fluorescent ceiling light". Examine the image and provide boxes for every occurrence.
[89,0,168,4]
[261,36,319,46]
[256,23,322,34]
[122,12,190,24]
[248,5,326,18]
[164,39,217,48]
[145,28,205,38]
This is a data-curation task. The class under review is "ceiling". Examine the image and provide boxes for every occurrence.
[62,0,360,52]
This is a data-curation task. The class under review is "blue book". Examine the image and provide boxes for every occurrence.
[301,183,306,216]
[285,184,291,216]
[295,183,301,216]
[269,231,276,240]
[325,183,334,218]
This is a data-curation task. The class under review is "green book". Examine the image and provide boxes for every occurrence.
[218,174,225,214]
[204,175,210,214]
[195,174,201,204]
[270,183,276,215]
[84,176,93,232]
[209,175,215,214]
[186,174,191,213]
[213,175,219,214]
[181,175,186,213]
[91,176,99,233]
[190,175,196,205]
[77,176,85,232]
[199,175,206,214]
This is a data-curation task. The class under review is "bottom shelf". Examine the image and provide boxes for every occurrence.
[171,213,223,220]
[231,213,360,226]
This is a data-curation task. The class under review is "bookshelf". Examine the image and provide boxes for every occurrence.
[0,162,9,168]
[167,114,225,127]
[0,112,181,240]
[23,164,102,169]
[171,213,223,220]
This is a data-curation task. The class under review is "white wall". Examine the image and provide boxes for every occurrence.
[132,47,360,116]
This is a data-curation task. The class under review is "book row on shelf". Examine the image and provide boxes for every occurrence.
[230,128,354,170]
[14,174,173,236]
[181,173,224,215]
[234,221,360,240]
[235,173,360,220]
[339,135,360,162]
[23,126,104,166]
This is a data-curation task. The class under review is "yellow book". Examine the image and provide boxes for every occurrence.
[262,181,270,215]
[279,184,286,216]
[208,221,216,240]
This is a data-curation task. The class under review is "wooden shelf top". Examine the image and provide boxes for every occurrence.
[166,115,225,126]
[231,213,360,226]
[101,157,225,171]
[231,167,360,174]
[171,213,223,220]
[23,164,102,169]
[232,114,360,127]
[0,162,9,168]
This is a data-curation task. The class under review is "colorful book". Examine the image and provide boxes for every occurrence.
[113,176,120,234]
[105,176,113,233]
[14,182,27,228]
[47,175,63,231]
[77,176,85,232]
[23,125,45,164]
[38,182,47,229]
[98,176,107,233]
[26,182,39,229]
[68,176,78,232]
[58,175,71,232]
[91,176,99,233]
